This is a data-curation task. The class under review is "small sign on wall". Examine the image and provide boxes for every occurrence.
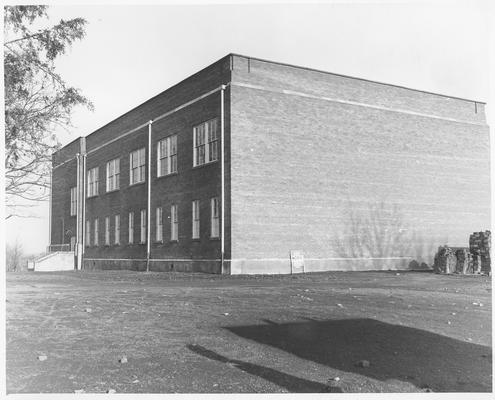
[290,250,305,274]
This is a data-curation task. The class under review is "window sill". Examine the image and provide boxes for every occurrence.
[191,238,201,242]
[157,171,178,180]
[209,237,220,241]
[106,188,120,194]
[154,240,164,244]
[170,239,179,243]
[192,159,218,170]
[86,195,99,199]
[129,180,146,187]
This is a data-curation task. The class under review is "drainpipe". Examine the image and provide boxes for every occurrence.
[48,165,52,251]
[220,85,226,272]
[146,120,153,272]
[75,153,80,269]
[81,153,87,267]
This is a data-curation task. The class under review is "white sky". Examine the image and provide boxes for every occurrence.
[4,0,494,255]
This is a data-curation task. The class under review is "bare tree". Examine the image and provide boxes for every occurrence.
[6,239,23,272]
[4,5,92,217]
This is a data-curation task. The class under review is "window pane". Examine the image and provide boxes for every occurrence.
[209,141,218,162]
[171,155,177,173]
[171,136,177,154]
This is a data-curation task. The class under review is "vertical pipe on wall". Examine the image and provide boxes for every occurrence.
[220,85,226,272]
[48,165,52,251]
[81,154,87,263]
[146,120,153,272]
[75,153,80,269]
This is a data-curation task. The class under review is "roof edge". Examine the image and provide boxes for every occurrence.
[228,53,486,105]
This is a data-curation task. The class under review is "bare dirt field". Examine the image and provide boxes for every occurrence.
[5,270,492,393]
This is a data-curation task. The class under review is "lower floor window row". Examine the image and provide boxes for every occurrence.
[84,198,220,246]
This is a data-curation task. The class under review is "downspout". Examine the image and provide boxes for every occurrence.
[146,120,153,272]
[81,153,87,268]
[48,165,52,251]
[75,153,80,269]
[220,85,226,273]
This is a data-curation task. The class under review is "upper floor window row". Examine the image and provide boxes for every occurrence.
[85,118,219,199]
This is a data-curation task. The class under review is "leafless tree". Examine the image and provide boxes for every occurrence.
[4,5,92,218]
[6,239,24,272]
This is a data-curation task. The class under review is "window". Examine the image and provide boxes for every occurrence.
[105,216,110,245]
[86,220,91,246]
[157,135,177,177]
[193,119,218,166]
[94,218,99,246]
[156,207,163,242]
[130,148,146,185]
[87,167,99,197]
[210,197,220,238]
[171,204,178,241]
[70,187,77,216]
[140,209,147,243]
[115,215,120,245]
[128,212,134,244]
[106,158,120,192]
[192,200,200,239]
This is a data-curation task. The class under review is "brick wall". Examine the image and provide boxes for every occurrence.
[51,56,233,273]
[229,55,490,274]
[51,157,78,247]
[85,55,232,150]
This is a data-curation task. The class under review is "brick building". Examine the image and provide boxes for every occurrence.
[49,54,490,274]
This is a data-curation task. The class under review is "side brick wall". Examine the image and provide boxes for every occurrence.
[229,55,490,274]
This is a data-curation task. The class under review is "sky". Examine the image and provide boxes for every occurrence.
[4,0,494,255]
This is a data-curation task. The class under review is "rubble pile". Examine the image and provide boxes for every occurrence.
[469,231,491,274]
[433,230,491,275]
[455,248,472,274]
[433,246,457,274]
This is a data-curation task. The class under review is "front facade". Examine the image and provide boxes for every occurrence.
[50,54,490,274]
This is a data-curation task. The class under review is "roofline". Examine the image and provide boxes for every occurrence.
[52,135,83,156]
[228,53,486,104]
[83,54,232,143]
[62,52,484,151]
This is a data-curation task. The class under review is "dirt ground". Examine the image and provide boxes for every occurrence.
[5,270,492,393]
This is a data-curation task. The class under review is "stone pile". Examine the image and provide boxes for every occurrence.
[433,246,457,274]
[455,248,472,274]
[469,231,491,274]
[433,230,491,275]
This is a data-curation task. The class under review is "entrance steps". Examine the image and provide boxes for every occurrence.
[34,252,74,272]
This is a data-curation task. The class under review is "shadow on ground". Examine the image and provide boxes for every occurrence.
[220,318,492,392]
[187,344,341,392]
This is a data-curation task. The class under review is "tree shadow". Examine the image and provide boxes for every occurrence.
[225,318,492,392]
[186,344,341,393]
[333,201,439,269]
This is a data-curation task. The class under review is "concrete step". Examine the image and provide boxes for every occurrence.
[34,252,74,272]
